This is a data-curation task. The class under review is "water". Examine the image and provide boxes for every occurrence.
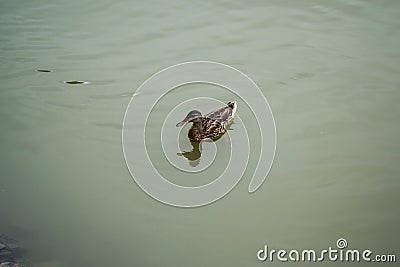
[1,0,399,266]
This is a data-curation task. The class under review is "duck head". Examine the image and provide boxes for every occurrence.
[176,110,203,127]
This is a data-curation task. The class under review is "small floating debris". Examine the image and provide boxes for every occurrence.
[64,80,90,85]
[36,69,52,73]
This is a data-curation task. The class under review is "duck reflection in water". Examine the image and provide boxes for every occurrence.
[177,135,224,167]
[177,140,202,167]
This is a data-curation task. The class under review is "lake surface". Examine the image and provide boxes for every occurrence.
[1,1,399,266]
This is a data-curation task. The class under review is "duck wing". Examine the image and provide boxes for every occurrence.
[205,106,233,125]
[200,117,226,139]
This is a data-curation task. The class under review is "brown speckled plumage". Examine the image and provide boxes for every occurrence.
[176,101,237,142]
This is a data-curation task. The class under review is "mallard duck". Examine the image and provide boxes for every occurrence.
[176,101,237,142]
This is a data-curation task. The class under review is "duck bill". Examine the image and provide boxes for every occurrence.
[176,119,189,127]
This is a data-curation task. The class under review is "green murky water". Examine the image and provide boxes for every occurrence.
[1,1,399,266]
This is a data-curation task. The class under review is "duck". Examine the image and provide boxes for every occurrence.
[176,101,237,142]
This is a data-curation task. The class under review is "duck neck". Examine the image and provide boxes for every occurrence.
[192,120,202,131]
[188,120,203,141]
